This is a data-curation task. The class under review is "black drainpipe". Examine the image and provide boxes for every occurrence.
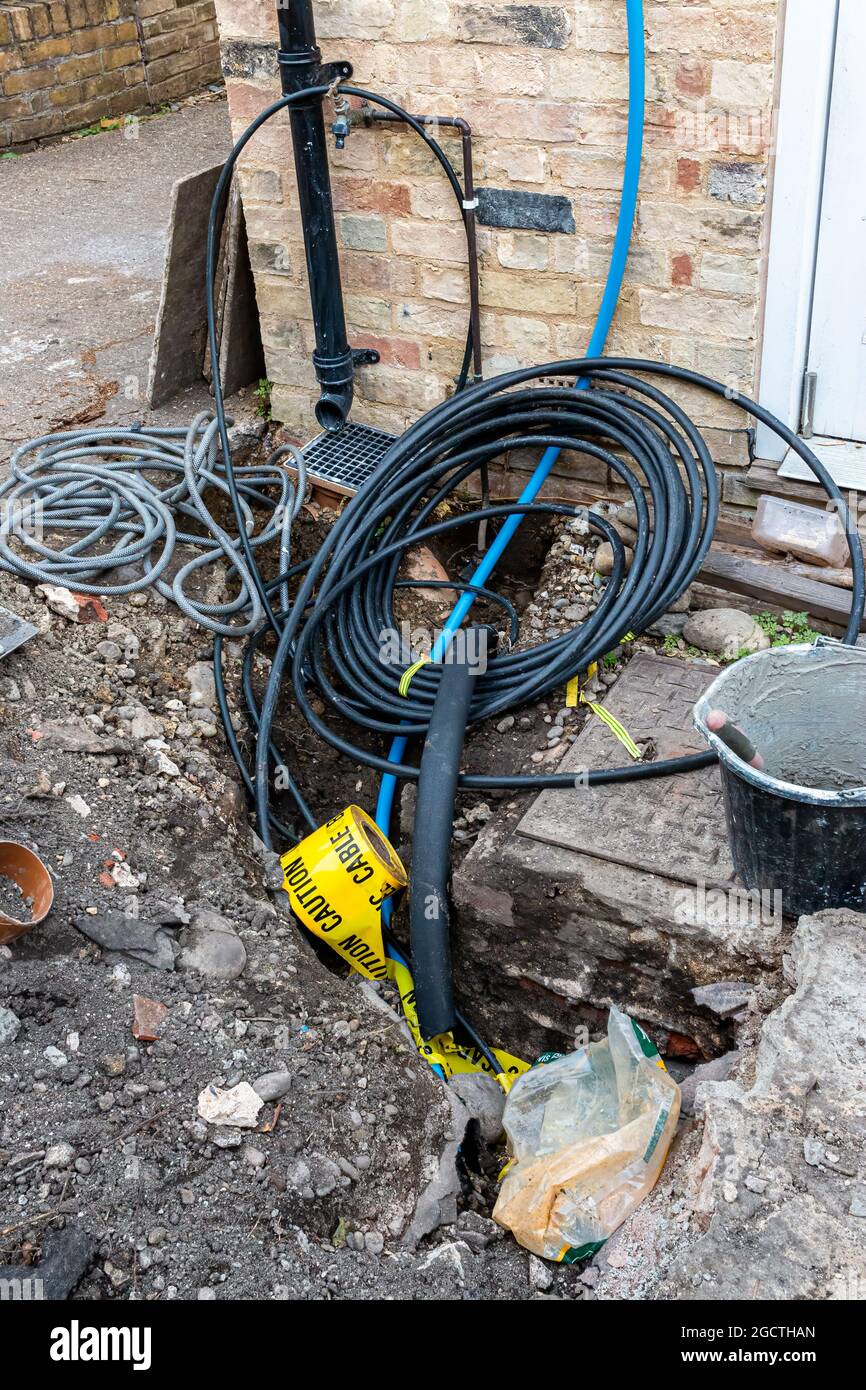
[276,1,376,431]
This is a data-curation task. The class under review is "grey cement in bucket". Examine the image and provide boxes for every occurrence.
[694,640,866,916]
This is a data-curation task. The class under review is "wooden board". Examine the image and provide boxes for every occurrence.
[745,463,866,511]
[698,549,862,630]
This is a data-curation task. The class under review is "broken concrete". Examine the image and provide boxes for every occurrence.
[593,909,866,1300]
[454,654,788,1057]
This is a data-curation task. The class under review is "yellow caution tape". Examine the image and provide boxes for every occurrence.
[280,805,407,981]
[388,955,529,1093]
[281,806,528,1092]
[399,654,430,697]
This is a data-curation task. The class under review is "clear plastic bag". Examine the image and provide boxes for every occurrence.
[493,1008,681,1261]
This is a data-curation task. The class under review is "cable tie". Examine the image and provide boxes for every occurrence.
[462,197,479,210]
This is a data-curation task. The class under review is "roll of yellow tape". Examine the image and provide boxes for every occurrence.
[280,805,407,981]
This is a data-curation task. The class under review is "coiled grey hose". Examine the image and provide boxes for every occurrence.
[0,414,307,636]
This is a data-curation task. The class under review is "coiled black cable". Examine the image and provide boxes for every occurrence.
[243,359,865,843]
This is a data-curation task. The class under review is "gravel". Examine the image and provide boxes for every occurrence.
[0,559,574,1303]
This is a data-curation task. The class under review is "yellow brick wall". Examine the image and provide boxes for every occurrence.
[0,0,221,144]
[215,0,781,454]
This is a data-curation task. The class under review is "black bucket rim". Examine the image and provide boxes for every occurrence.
[694,639,866,808]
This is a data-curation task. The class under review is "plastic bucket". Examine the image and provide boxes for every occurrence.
[694,641,866,918]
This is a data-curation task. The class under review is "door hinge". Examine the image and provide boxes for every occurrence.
[800,369,818,438]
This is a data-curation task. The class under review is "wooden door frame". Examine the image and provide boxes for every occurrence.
[756,0,840,461]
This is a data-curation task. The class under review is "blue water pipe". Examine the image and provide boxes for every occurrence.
[377,0,646,925]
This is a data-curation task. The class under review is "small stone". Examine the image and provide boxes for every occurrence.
[130,709,162,740]
[243,1145,267,1169]
[35,584,83,622]
[44,1142,75,1169]
[0,1006,21,1044]
[95,640,123,663]
[43,1046,68,1068]
[691,982,753,1018]
[803,1138,825,1167]
[186,662,217,708]
[529,1254,554,1292]
[131,995,168,1042]
[150,751,181,778]
[178,912,246,981]
[849,1191,866,1218]
[197,1082,263,1129]
[495,716,515,733]
[595,541,633,576]
[252,1070,292,1103]
[744,1175,766,1194]
[364,1231,385,1255]
[682,608,770,660]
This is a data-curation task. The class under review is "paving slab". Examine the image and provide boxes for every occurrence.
[518,654,734,885]
[453,654,789,1058]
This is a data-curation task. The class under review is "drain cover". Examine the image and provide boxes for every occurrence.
[298,421,397,499]
[0,605,37,661]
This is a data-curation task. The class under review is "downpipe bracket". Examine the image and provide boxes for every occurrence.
[277,53,353,93]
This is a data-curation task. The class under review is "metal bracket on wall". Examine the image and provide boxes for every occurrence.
[351,348,380,367]
[276,57,352,94]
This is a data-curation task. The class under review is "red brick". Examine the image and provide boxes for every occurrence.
[333,177,411,217]
[30,4,53,39]
[351,333,422,370]
[671,253,694,287]
[676,59,710,99]
[21,35,74,62]
[5,67,56,95]
[677,158,702,194]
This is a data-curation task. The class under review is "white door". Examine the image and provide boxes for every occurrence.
[805,0,866,444]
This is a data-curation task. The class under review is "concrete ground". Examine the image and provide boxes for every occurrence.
[0,97,232,459]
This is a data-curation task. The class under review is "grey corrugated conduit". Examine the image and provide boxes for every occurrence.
[0,416,307,637]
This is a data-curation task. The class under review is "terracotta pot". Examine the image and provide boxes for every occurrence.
[0,841,54,945]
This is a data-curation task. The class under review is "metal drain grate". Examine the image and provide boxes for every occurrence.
[299,421,398,498]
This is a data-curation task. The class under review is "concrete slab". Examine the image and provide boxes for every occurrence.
[147,164,222,407]
[453,655,789,1059]
[518,654,734,885]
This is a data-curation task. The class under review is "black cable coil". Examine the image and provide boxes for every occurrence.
[217,359,865,845]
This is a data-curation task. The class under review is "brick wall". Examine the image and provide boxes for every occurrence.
[215,0,781,481]
[0,0,221,146]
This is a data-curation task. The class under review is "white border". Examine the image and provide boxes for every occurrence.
[756,0,840,461]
